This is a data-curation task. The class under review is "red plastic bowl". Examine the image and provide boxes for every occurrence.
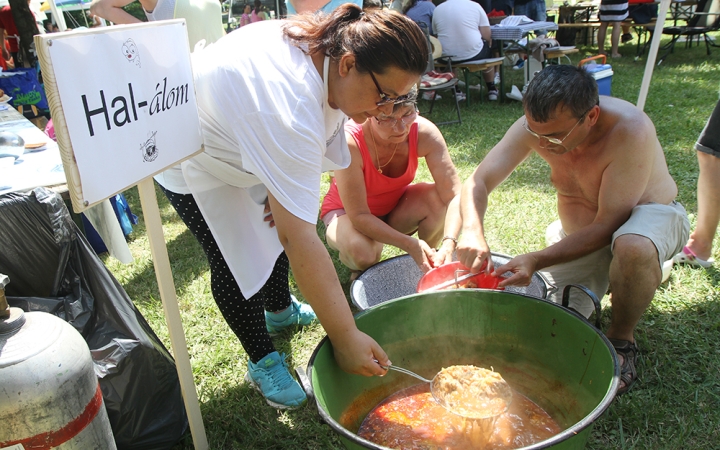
[417,261,504,293]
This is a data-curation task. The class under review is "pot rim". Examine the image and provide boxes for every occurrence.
[306,291,620,450]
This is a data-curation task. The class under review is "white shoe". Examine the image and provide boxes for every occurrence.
[468,84,482,91]
[661,260,673,283]
[488,89,499,101]
[507,85,523,101]
[422,91,441,101]
[457,80,466,88]
[455,91,466,102]
[494,73,501,85]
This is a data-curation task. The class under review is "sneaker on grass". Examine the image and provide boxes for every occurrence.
[488,89,499,101]
[265,295,317,334]
[455,91,467,102]
[246,351,307,409]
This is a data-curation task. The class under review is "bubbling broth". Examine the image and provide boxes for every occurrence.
[358,383,561,449]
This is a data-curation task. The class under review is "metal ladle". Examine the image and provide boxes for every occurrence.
[376,362,512,420]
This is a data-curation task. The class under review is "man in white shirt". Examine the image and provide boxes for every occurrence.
[432,0,499,101]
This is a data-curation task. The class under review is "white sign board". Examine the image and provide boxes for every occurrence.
[45,20,202,207]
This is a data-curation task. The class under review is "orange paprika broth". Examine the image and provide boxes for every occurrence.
[358,383,560,449]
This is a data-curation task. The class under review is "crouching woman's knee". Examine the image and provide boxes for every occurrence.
[344,238,383,270]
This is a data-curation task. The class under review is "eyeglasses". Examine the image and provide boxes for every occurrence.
[522,105,595,146]
[375,110,417,128]
[369,71,413,106]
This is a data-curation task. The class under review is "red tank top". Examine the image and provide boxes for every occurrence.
[321,120,419,218]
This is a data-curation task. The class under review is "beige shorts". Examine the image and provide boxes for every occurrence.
[540,201,689,318]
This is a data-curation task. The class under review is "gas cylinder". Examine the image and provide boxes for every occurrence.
[0,274,116,450]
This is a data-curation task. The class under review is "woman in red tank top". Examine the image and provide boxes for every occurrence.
[321,90,462,276]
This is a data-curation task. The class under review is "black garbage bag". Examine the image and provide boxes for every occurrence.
[0,188,188,450]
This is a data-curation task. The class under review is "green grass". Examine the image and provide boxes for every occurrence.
[103,35,720,449]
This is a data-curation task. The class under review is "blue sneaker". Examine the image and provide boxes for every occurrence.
[245,351,307,409]
[265,295,317,335]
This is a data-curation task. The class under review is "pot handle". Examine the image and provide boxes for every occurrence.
[295,366,315,402]
[561,284,602,330]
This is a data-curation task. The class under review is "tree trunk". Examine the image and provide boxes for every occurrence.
[8,0,39,67]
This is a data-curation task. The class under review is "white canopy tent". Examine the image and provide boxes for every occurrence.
[637,0,673,110]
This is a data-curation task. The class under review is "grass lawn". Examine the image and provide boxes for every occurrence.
[103,34,720,449]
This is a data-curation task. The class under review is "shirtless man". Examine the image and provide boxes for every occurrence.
[455,65,689,395]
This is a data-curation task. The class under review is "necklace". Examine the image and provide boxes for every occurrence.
[368,124,399,174]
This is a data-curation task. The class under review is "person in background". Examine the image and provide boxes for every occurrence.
[433,0,499,101]
[513,0,546,22]
[597,0,628,58]
[620,0,657,43]
[456,65,688,395]
[513,0,546,36]
[0,2,23,67]
[90,0,224,50]
[160,5,428,409]
[404,0,435,32]
[252,0,269,21]
[671,99,720,269]
[321,88,461,278]
[285,0,363,15]
[240,3,252,26]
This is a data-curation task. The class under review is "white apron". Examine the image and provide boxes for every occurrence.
[182,56,349,297]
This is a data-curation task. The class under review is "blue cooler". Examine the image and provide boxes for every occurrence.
[586,64,613,96]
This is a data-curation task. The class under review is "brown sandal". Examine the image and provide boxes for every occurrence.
[609,338,639,395]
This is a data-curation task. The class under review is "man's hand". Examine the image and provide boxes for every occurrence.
[493,253,538,287]
[263,198,275,227]
[456,233,493,273]
[332,328,391,377]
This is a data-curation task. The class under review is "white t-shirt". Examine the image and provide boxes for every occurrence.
[180,21,349,297]
[432,0,489,61]
[143,0,175,21]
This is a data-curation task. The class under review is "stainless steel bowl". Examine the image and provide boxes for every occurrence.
[350,253,553,311]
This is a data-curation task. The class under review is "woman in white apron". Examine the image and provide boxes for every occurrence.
[158,5,429,409]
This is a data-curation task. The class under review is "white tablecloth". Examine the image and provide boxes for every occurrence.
[491,21,559,41]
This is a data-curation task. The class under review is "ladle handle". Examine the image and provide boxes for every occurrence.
[374,360,433,383]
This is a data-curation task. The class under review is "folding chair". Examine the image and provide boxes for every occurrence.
[417,24,462,125]
[659,0,720,64]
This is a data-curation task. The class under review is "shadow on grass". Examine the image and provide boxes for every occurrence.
[588,266,720,449]
[174,382,345,450]
[106,226,209,308]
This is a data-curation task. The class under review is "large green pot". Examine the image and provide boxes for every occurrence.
[305,290,619,449]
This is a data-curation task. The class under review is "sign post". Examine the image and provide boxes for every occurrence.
[35,20,208,449]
